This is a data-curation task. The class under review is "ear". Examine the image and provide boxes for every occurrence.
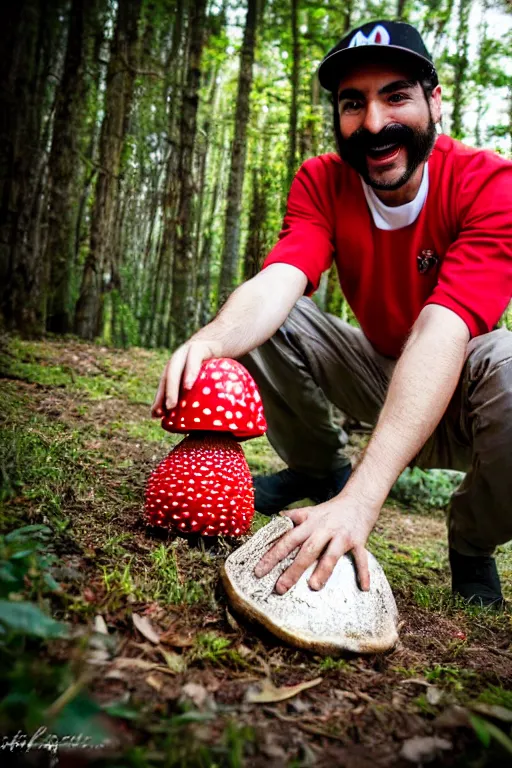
[430,84,442,124]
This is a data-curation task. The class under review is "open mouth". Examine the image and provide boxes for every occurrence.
[367,144,400,160]
[366,143,401,165]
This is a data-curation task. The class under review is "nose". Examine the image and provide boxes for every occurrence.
[362,100,387,135]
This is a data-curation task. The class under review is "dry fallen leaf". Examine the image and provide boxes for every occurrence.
[94,615,108,635]
[246,677,322,704]
[159,628,195,647]
[113,658,157,671]
[146,673,163,692]
[400,736,452,763]
[160,649,187,674]
[132,613,160,644]
[426,686,443,706]
[181,682,209,708]
[470,702,512,723]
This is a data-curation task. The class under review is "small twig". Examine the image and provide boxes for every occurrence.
[45,671,92,720]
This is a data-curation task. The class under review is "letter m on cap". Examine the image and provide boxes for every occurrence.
[348,24,391,48]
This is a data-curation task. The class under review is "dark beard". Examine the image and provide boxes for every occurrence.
[334,117,437,191]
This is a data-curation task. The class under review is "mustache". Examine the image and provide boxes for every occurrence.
[344,123,415,152]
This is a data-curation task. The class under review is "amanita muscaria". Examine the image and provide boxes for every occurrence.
[145,358,266,536]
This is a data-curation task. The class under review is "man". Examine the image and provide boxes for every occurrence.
[152,21,512,608]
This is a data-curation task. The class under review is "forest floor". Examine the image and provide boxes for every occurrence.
[1,335,512,768]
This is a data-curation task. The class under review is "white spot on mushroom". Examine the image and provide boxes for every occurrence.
[194,417,200,423]
[254,392,261,402]
[181,399,187,407]
[211,371,222,380]
[228,373,237,381]
[229,423,238,430]
[192,401,200,408]
[202,387,211,395]
[225,411,233,419]
[216,405,224,412]
[247,421,254,429]
[235,411,242,419]
[203,408,211,415]
[213,419,222,426]
[234,384,243,395]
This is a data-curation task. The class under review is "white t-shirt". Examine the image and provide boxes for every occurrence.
[361,163,429,231]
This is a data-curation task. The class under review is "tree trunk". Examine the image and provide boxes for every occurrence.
[474,0,488,148]
[75,0,142,339]
[451,0,471,139]
[217,0,258,310]
[243,167,267,281]
[155,0,185,348]
[169,0,207,347]
[286,0,299,190]
[396,0,408,20]
[0,0,64,336]
[45,0,94,334]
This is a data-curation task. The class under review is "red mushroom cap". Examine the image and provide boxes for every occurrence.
[162,358,266,441]
[145,434,254,536]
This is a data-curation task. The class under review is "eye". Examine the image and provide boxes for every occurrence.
[388,92,409,104]
[340,100,362,113]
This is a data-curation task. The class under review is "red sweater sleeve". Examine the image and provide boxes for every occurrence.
[262,157,335,294]
[424,156,512,336]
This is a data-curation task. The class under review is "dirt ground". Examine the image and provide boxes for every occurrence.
[1,336,511,768]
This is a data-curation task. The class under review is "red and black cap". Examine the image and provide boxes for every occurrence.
[318,20,438,92]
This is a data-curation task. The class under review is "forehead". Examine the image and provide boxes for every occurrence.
[337,62,418,95]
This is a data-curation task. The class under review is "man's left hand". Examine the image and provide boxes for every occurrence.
[253,496,379,594]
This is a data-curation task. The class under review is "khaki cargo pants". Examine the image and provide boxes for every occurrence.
[240,297,512,557]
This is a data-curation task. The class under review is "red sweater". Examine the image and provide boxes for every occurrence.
[262,135,512,358]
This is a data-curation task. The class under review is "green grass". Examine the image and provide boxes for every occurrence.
[1,337,167,406]
[317,656,352,673]
[0,411,93,527]
[190,632,246,668]
[368,533,447,598]
[478,685,512,710]
[148,544,206,605]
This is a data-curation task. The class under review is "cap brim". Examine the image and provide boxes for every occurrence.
[318,45,438,91]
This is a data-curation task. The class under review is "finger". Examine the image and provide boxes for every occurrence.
[308,537,345,591]
[151,363,169,418]
[275,531,328,595]
[281,507,309,525]
[183,344,208,390]
[352,546,370,591]
[165,347,188,410]
[253,525,309,579]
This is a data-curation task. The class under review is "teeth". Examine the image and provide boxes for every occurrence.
[371,143,397,153]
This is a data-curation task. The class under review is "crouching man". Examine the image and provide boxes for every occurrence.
[153,20,512,608]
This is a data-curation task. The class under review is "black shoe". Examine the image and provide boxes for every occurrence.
[449,548,504,609]
[253,464,352,516]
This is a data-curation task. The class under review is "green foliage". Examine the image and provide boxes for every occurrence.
[190,632,245,667]
[469,714,512,756]
[478,686,512,711]
[0,525,107,742]
[390,467,464,510]
[317,656,352,673]
[118,708,256,768]
[424,664,477,691]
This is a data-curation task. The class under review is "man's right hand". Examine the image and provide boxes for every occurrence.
[151,339,223,417]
